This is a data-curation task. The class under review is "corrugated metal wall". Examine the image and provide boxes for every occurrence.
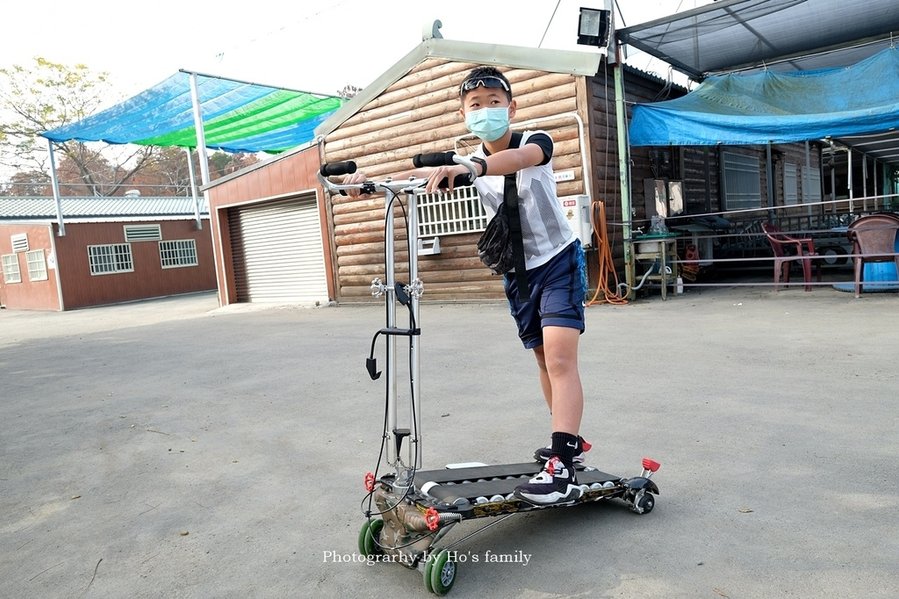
[205,145,336,307]
[0,223,59,310]
[228,196,329,304]
[53,220,216,310]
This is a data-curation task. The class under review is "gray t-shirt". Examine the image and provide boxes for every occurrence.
[473,130,575,270]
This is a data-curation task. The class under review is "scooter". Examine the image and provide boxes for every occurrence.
[319,153,660,595]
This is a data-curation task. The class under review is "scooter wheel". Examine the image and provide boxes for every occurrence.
[427,548,457,595]
[358,519,384,557]
[635,492,655,515]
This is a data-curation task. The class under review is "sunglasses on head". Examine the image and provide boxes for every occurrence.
[459,76,510,96]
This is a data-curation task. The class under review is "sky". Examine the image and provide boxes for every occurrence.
[2,0,712,105]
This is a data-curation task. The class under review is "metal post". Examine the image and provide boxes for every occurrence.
[187,72,210,230]
[385,193,398,464]
[407,188,422,469]
[766,143,774,218]
[613,45,634,297]
[185,147,201,226]
[848,149,854,213]
[47,139,65,236]
[862,153,868,211]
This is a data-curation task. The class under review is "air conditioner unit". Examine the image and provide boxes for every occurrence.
[559,195,593,248]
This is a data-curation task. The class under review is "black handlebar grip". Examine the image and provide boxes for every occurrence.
[413,152,457,168]
[320,161,358,177]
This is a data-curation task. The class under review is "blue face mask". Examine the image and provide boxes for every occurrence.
[465,107,510,142]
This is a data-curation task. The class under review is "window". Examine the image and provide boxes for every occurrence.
[784,163,799,205]
[802,167,822,204]
[88,244,133,275]
[722,151,762,211]
[159,239,198,268]
[25,250,48,281]
[2,253,21,283]
[417,186,488,237]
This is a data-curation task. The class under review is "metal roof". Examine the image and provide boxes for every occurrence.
[618,0,899,80]
[0,196,208,222]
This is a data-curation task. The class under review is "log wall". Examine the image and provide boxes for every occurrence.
[322,59,589,302]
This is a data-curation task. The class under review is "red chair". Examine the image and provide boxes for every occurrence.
[846,213,899,298]
[761,222,821,291]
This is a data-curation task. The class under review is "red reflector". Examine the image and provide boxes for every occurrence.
[364,472,375,492]
[425,507,440,532]
[642,458,661,472]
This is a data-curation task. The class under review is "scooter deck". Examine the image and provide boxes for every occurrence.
[421,467,619,504]
[415,461,574,485]
[385,461,629,519]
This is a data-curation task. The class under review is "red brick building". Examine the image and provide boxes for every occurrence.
[0,197,216,311]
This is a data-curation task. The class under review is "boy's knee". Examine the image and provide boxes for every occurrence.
[543,352,577,377]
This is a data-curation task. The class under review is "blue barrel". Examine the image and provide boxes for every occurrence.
[833,235,899,292]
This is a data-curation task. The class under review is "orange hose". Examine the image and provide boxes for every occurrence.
[587,200,629,306]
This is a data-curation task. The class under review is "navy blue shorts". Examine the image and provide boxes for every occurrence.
[504,240,586,349]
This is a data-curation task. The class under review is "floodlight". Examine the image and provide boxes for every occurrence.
[577,7,610,47]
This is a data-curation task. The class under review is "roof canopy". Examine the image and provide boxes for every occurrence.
[42,71,344,154]
[629,47,899,151]
[0,196,207,222]
[618,0,899,80]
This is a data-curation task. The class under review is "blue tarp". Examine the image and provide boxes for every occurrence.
[629,47,899,146]
[42,72,343,154]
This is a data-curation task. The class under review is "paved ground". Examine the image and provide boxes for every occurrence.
[1,286,897,598]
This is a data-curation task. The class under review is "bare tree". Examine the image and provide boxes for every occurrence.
[0,58,156,196]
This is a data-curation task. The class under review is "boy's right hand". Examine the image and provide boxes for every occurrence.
[343,172,369,198]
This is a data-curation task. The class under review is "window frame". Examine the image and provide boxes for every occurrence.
[25,249,48,282]
[721,151,762,211]
[784,162,800,206]
[159,239,199,269]
[2,253,22,284]
[87,243,134,276]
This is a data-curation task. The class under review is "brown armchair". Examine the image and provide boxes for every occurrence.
[761,222,822,291]
[846,214,899,298]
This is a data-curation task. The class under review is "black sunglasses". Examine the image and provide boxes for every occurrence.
[459,76,510,96]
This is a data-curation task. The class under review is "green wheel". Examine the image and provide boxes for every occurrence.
[422,554,434,594]
[357,519,384,557]
[428,549,457,596]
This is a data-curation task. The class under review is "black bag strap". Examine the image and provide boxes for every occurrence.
[504,173,529,302]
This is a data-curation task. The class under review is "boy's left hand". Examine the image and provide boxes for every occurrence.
[425,164,468,194]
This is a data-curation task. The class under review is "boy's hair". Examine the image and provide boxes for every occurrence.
[459,66,512,101]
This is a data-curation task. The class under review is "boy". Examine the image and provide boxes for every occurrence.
[346,66,589,505]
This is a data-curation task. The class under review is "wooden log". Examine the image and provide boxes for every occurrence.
[329,72,578,143]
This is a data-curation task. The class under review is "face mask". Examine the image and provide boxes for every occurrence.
[465,107,509,142]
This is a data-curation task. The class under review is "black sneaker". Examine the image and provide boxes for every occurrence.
[533,436,592,464]
[514,457,582,505]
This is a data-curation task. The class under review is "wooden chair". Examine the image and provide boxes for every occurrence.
[761,222,821,291]
[846,213,899,298]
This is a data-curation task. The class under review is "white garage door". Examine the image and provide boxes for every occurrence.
[229,196,329,304]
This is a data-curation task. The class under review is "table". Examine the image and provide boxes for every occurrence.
[629,236,679,300]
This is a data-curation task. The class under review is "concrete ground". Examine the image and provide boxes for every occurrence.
[1,286,897,598]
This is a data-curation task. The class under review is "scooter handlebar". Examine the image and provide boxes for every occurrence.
[319,161,357,177]
[413,152,479,184]
[412,152,457,168]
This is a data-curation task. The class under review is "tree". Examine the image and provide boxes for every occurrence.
[337,84,362,99]
[1,170,50,196]
[0,58,156,196]
[208,151,259,179]
[128,147,195,196]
